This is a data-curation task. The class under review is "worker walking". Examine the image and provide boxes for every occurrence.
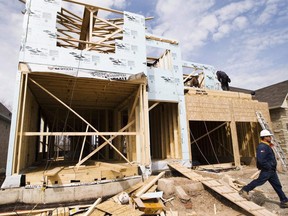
[239,129,288,208]
[216,70,231,91]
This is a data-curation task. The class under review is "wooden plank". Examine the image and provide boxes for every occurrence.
[90,209,106,216]
[96,162,127,172]
[43,167,64,177]
[168,163,277,216]
[134,171,165,197]
[96,200,143,215]
[83,198,102,216]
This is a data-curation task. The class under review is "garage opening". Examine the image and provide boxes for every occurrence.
[189,121,234,166]
[14,72,145,173]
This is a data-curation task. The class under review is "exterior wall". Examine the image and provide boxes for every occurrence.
[0,104,11,172]
[185,88,270,166]
[270,108,288,154]
[185,89,270,122]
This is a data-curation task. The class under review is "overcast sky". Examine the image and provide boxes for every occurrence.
[1,0,288,109]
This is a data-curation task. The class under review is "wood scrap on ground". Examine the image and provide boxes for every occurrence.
[168,162,277,216]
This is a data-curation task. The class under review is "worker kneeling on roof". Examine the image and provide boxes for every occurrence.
[216,70,230,91]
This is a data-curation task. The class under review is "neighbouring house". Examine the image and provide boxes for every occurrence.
[254,80,288,154]
[0,103,11,173]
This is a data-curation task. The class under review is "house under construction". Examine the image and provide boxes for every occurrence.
[3,0,271,193]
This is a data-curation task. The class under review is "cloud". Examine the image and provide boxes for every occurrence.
[0,2,23,107]
[232,16,248,30]
[213,24,231,41]
[152,0,216,53]
[256,0,279,25]
[83,0,126,9]
[216,0,255,22]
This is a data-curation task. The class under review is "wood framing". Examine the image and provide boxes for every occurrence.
[185,88,270,166]
[4,0,272,191]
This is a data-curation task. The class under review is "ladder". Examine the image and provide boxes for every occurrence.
[256,111,288,171]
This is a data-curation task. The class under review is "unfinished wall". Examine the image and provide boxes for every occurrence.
[185,88,270,166]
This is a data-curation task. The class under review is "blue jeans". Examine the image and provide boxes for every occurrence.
[243,170,288,202]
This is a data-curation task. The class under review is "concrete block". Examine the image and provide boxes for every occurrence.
[182,182,204,194]
[0,188,23,204]
[175,186,190,203]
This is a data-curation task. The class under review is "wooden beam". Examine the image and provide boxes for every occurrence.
[148,102,159,111]
[22,132,137,136]
[63,0,124,15]
[76,120,135,167]
[190,122,227,144]
[16,73,28,173]
[78,125,89,164]
[79,7,98,49]
[29,78,132,165]
[87,28,122,50]
[134,171,165,197]
[83,198,102,216]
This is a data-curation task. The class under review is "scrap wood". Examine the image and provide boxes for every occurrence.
[133,198,164,215]
[95,200,143,216]
[147,184,158,193]
[83,198,102,216]
[134,171,165,197]
[51,207,69,216]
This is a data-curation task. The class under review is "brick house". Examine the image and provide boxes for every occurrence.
[0,103,11,173]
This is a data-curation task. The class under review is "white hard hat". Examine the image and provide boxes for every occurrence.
[260,129,273,137]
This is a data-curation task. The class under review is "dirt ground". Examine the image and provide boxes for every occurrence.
[164,166,288,216]
[1,166,288,215]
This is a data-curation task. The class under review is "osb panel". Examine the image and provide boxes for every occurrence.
[185,89,270,122]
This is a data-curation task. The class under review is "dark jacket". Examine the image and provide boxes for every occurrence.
[256,141,277,171]
[216,71,231,83]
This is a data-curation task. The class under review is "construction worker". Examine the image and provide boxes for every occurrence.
[239,129,288,208]
[216,70,231,91]
[190,73,200,88]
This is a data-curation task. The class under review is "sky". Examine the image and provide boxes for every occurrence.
[1,0,288,110]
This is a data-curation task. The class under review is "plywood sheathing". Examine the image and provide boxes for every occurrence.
[185,88,270,122]
[185,88,270,167]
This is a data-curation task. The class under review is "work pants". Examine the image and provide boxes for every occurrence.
[243,170,287,202]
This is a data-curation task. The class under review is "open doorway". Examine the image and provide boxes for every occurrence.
[189,121,234,166]
[149,102,181,160]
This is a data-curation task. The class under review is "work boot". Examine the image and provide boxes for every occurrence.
[280,200,288,208]
[239,189,250,200]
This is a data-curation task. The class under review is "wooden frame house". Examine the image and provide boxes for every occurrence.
[3,0,271,188]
